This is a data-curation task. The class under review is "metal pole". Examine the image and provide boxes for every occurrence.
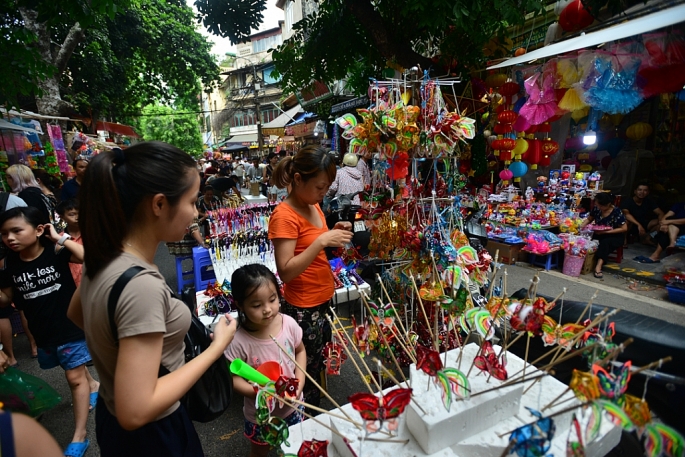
[252,64,264,158]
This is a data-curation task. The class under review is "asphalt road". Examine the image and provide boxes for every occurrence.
[7,242,684,456]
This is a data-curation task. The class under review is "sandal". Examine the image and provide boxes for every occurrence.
[89,391,98,412]
[64,440,89,457]
[637,258,660,264]
[593,271,604,278]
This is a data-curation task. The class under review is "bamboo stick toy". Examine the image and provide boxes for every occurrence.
[359,292,410,387]
[410,275,439,351]
[329,309,383,392]
[269,335,361,428]
[325,315,378,394]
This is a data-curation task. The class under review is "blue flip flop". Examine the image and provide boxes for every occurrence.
[637,258,660,264]
[64,440,89,457]
[89,391,98,411]
[633,256,648,261]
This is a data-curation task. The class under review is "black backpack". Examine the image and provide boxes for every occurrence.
[108,266,232,423]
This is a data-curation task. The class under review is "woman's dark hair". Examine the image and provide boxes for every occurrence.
[271,145,336,189]
[231,264,280,330]
[32,169,63,193]
[80,141,197,278]
[594,192,613,206]
[55,199,79,216]
[72,157,89,168]
[204,185,214,193]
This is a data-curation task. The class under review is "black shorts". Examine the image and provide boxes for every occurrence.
[96,397,204,457]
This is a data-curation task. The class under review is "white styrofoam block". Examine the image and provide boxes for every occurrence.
[330,414,460,457]
[450,415,526,457]
[406,344,524,454]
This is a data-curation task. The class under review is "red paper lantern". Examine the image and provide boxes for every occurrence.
[525,139,542,169]
[498,110,518,124]
[499,82,519,98]
[559,0,594,32]
[527,124,539,134]
[540,139,559,167]
[493,123,513,135]
[499,150,513,162]
[492,138,516,151]
[538,122,551,133]
[541,139,560,156]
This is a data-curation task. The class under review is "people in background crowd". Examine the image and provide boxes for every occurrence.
[0,206,96,457]
[581,192,627,278]
[72,141,236,456]
[6,164,54,223]
[56,199,83,287]
[327,153,364,205]
[639,200,685,263]
[61,157,89,201]
[621,181,663,245]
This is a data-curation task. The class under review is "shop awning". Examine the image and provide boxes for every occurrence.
[331,96,370,114]
[487,2,685,69]
[262,105,303,136]
[95,121,139,138]
[227,133,258,144]
[0,119,41,134]
[285,111,316,126]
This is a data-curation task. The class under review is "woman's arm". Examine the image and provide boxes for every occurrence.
[661,210,685,226]
[67,285,84,329]
[603,222,627,235]
[114,315,236,430]
[580,215,595,228]
[273,229,352,284]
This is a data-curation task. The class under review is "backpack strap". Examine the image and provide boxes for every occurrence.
[0,192,10,213]
[107,266,145,346]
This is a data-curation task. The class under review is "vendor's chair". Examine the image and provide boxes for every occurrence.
[607,245,623,263]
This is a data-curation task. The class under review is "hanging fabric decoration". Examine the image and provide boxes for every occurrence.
[583,55,643,114]
[557,58,588,112]
[639,31,685,98]
[519,73,558,125]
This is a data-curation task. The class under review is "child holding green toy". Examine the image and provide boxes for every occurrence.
[224,264,306,457]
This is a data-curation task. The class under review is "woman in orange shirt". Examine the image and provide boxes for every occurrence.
[268,146,352,407]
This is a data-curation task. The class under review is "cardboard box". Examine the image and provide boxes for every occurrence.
[250,182,261,197]
[486,240,524,265]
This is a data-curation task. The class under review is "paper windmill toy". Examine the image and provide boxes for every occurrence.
[474,341,508,381]
[349,388,413,433]
[507,407,556,457]
[415,344,471,410]
[284,439,329,457]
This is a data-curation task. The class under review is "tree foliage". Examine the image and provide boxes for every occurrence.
[197,0,631,97]
[2,0,219,122]
[138,104,204,158]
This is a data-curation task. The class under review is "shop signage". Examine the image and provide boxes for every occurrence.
[285,121,316,137]
[331,96,369,114]
[296,81,333,108]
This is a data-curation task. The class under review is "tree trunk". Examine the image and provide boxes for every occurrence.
[18,8,84,117]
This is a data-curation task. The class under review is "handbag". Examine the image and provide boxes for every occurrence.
[108,266,232,423]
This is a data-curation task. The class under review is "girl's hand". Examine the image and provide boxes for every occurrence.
[317,229,353,248]
[333,221,353,231]
[210,314,237,352]
[43,224,60,243]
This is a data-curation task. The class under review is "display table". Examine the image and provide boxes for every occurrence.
[241,193,268,204]
[281,343,620,457]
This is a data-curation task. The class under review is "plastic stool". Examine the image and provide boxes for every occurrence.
[607,245,623,263]
[193,246,216,292]
[528,250,561,271]
[175,255,194,295]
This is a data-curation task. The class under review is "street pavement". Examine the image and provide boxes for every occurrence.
[7,242,684,456]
